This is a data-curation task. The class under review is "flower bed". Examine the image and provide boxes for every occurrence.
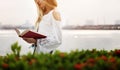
[0,42,120,70]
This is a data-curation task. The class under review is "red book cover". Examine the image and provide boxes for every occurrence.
[20,30,46,39]
[15,29,46,39]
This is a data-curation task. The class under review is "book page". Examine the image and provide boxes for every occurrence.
[15,28,20,36]
[20,29,30,36]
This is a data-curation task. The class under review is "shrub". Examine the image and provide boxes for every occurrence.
[0,42,120,70]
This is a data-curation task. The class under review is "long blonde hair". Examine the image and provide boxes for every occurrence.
[34,0,58,30]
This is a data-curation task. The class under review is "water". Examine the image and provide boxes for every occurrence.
[0,30,32,55]
[0,30,120,55]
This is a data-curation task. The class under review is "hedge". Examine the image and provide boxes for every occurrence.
[0,42,120,70]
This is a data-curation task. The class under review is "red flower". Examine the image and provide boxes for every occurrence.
[115,50,120,56]
[28,61,32,65]
[74,63,82,70]
[87,58,95,63]
[15,56,19,61]
[59,53,65,58]
[109,57,116,63]
[28,59,37,65]
[86,58,96,67]
[2,63,9,68]
[100,55,107,61]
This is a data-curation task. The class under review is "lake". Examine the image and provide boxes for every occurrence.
[0,30,120,56]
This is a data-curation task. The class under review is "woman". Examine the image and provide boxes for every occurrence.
[23,0,62,54]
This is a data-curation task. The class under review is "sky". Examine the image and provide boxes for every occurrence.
[0,0,120,25]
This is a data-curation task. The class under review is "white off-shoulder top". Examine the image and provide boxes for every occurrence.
[36,10,62,53]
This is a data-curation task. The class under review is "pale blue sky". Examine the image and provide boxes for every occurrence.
[0,0,120,25]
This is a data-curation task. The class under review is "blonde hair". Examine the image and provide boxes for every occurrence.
[34,0,58,29]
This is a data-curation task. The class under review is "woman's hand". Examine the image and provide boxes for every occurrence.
[23,38,37,44]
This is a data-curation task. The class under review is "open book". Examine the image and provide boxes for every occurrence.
[15,29,46,39]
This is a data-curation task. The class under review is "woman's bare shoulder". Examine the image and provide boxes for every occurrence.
[52,9,61,21]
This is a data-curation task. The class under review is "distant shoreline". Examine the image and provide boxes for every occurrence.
[62,25,120,30]
[1,24,120,30]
